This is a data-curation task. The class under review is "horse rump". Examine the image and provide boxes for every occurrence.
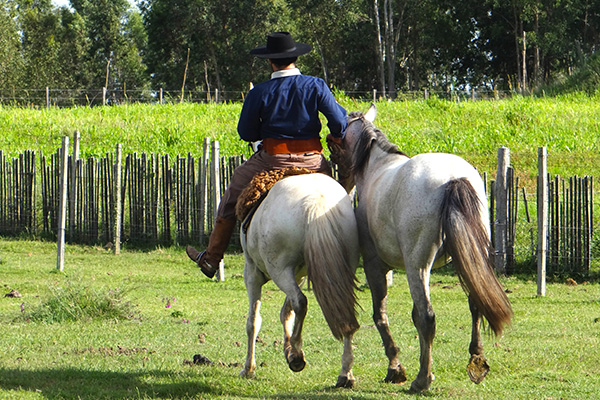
[440,178,513,336]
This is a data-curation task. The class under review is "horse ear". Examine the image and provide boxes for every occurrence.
[364,103,377,122]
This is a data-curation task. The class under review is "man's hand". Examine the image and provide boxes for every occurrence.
[326,134,344,166]
[326,134,342,146]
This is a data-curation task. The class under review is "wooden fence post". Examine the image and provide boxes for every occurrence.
[56,137,69,271]
[200,138,210,242]
[537,147,548,296]
[69,130,80,241]
[114,144,122,254]
[210,140,224,281]
[494,147,510,274]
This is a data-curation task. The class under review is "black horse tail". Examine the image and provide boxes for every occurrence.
[305,196,360,340]
[441,178,513,336]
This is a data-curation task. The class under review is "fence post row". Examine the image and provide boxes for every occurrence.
[0,143,595,280]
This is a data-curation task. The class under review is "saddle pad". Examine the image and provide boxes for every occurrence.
[235,167,315,225]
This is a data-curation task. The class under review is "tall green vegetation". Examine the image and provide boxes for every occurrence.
[1,96,599,186]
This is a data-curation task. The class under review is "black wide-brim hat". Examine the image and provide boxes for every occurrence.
[250,32,312,59]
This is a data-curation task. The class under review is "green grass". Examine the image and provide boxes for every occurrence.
[1,238,600,399]
[2,93,600,188]
[2,95,600,397]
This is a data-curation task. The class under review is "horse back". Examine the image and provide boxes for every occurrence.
[359,153,488,268]
[243,173,353,272]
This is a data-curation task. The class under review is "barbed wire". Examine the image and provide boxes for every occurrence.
[0,87,517,107]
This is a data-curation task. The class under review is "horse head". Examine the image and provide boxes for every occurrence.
[327,103,390,192]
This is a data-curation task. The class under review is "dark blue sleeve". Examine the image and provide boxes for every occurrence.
[317,81,347,138]
[237,90,262,142]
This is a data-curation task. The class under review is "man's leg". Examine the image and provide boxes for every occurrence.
[186,150,330,278]
[186,151,271,278]
[186,216,237,278]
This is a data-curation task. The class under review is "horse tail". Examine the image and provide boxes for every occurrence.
[441,178,513,336]
[305,196,360,341]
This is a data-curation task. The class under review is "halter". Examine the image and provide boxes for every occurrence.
[346,115,364,127]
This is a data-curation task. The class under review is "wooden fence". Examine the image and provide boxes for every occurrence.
[548,175,593,275]
[490,149,594,278]
[1,138,245,248]
[0,142,596,277]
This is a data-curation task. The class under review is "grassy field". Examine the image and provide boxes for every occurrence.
[2,93,600,188]
[1,95,600,398]
[1,238,600,399]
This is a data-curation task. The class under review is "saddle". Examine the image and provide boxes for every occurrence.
[236,167,316,233]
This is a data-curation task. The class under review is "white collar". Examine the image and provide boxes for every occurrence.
[271,68,301,79]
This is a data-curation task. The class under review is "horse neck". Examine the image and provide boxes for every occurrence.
[355,146,408,189]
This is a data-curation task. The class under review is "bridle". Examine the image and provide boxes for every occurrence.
[346,115,364,127]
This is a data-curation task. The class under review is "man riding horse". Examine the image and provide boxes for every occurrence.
[186,32,348,277]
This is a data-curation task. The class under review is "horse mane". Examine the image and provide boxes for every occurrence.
[348,111,405,176]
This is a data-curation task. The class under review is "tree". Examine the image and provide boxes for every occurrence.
[285,0,372,91]
[0,0,24,92]
[70,0,148,93]
[17,0,63,89]
[140,0,281,97]
[55,7,91,90]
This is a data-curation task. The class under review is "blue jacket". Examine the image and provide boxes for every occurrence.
[237,69,347,142]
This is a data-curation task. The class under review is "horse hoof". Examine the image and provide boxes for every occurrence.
[288,357,306,372]
[335,375,355,388]
[239,368,255,379]
[409,380,430,393]
[384,365,407,384]
[467,354,489,384]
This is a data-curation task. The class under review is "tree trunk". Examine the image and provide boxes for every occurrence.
[384,0,396,99]
[534,11,540,88]
[513,5,523,91]
[373,0,386,97]
[522,30,527,93]
[308,13,329,85]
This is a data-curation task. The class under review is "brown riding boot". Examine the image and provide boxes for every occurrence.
[186,217,237,278]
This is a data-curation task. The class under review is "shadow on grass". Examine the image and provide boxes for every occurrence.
[0,367,435,399]
[0,367,217,399]
[271,385,432,400]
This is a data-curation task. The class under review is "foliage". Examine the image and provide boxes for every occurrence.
[0,0,23,89]
[21,279,139,323]
[70,0,149,91]
[538,52,600,96]
[139,0,282,93]
[1,0,599,97]
[2,96,599,189]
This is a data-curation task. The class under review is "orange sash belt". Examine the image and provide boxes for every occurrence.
[263,137,323,155]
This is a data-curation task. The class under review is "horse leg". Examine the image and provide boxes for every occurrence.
[406,267,436,393]
[280,289,308,372]
[466,295,490,384]
[364,259,407,384]
[335,333,356,388]
[240,266,267,379]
